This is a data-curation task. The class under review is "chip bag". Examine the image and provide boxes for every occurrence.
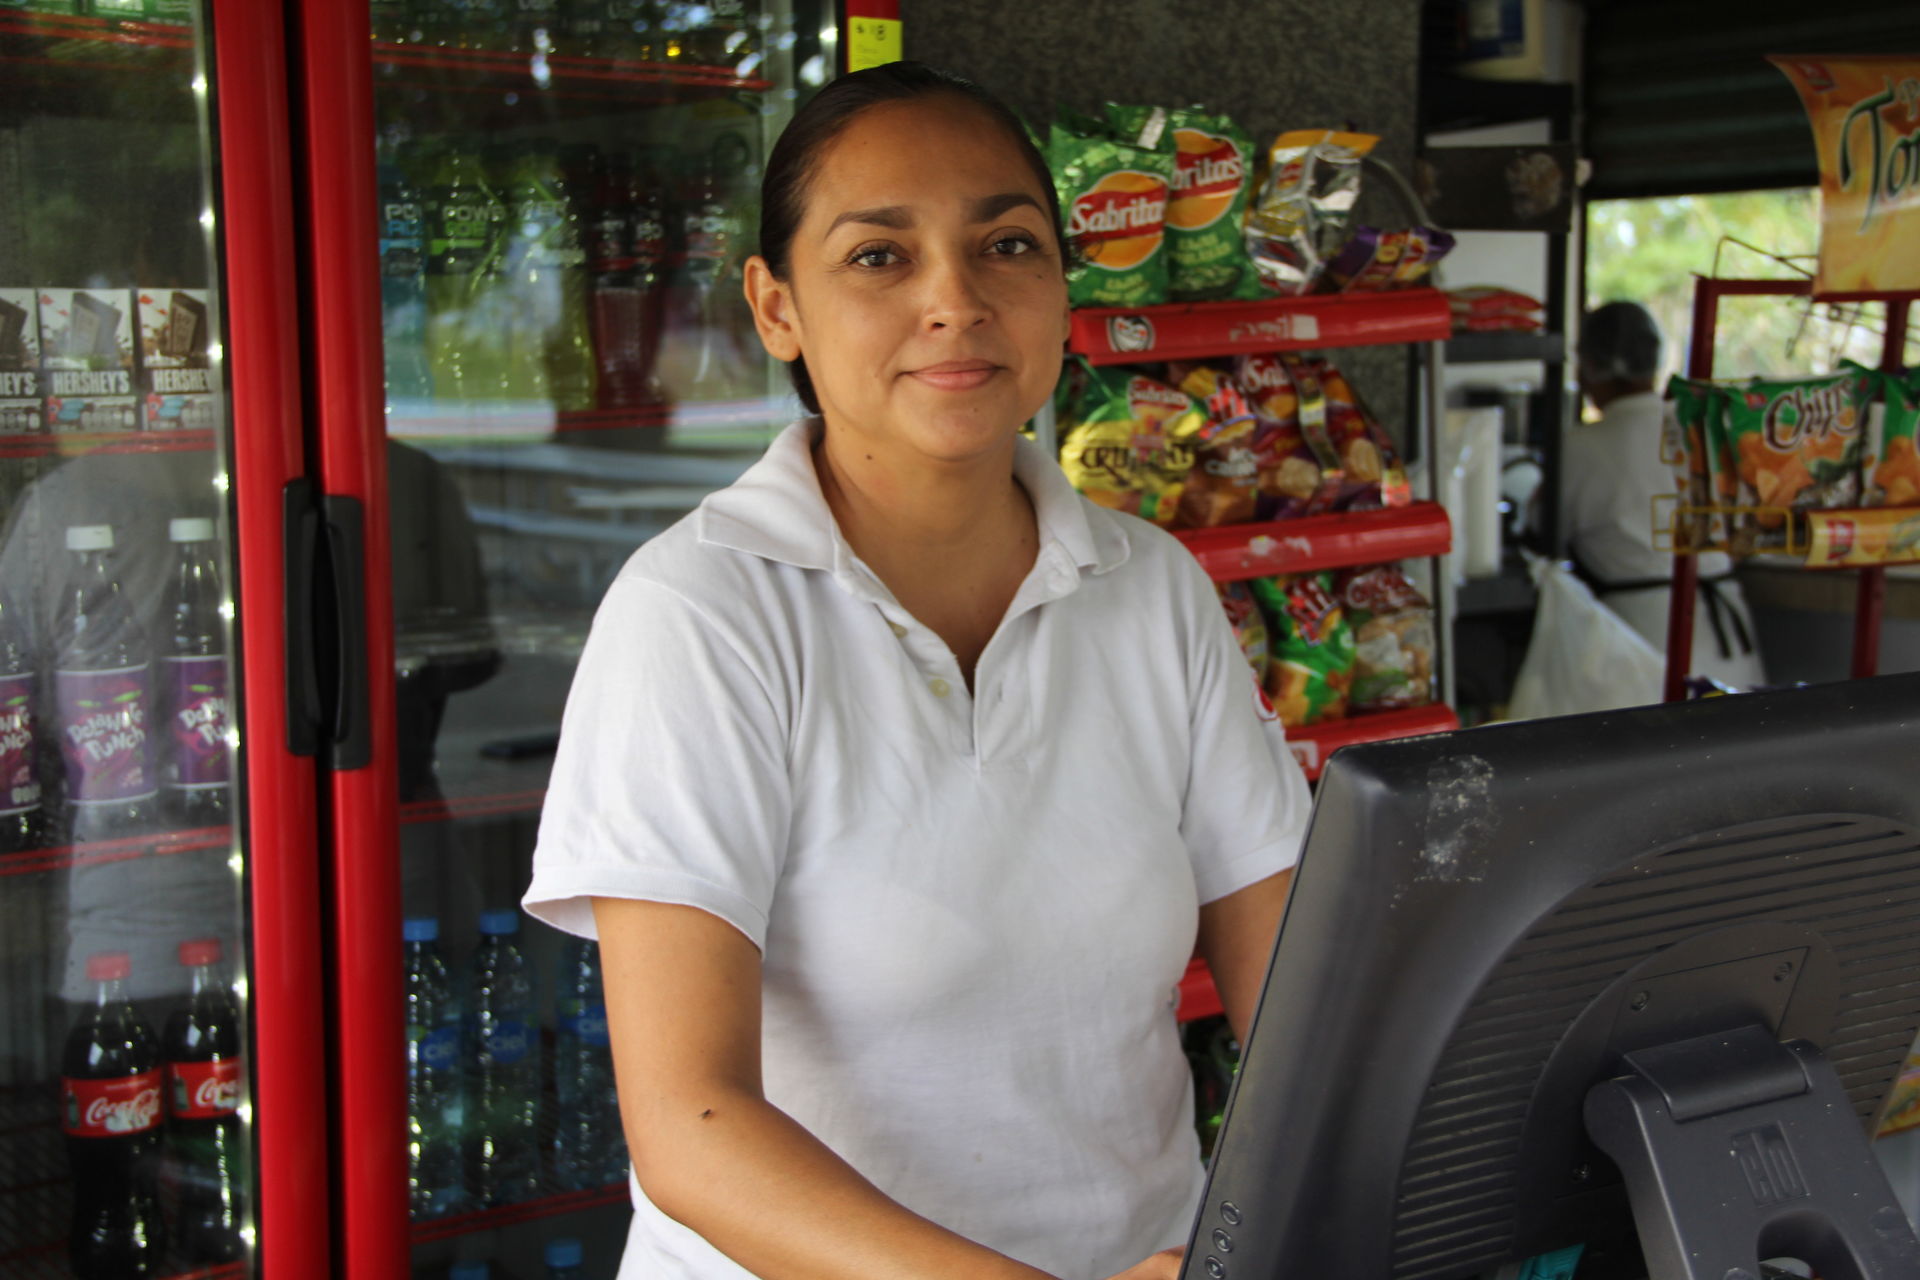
[1336,565,1434,712]
[1052,111,1174,308]
[1246,130,1377,296]
[1867,367,1920,508]
[1173,365,1260,528]
[1235,353,1342,519]
[1311,357,1410,510]
[1663,375,1728,549]
[1057,359,1204,525]
[1217,581,1270,685]
[1721,370,1872,550]
[1251,573,1355,727]
[1107,105,1264,302]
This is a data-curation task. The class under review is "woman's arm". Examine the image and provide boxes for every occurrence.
[595,897,1184,1280]
[1194,868,1294,1045]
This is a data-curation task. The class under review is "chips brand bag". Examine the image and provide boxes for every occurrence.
[1336,565,1434,712]
[1722,370,1872,548]
[1057,359,1204,525]
[1107,105,1264,302]
[1245,130,1377,296]
[1867,366,1920,508]
[1052,113,1174,308]
[1311,358,1409,510]
[1251,573,1355,727]
[1217,581,1270,685]
[1235,354,1340,519]
[1664,375,1728,549]
[1172,366,1260,528]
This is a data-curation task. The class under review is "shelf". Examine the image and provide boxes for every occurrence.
[410,1181,629,1246]
[1177,957,1223,1024]
[387,395,789,443]
[1285,703,1460,781]
[1172,502,1454,582]
[1445,330,1563,365]
[370,38,769,105]
[1067,289,1453,366]
[0,429,214,459]
[0,823,230,879]
[0,9,194,50]
[401,787,547,826]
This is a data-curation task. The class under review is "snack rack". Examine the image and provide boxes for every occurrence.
[1660,276,1917,703]
[1033,288,1464,1023]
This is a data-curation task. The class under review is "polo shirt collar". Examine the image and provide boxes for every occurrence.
[698,418,1130,578]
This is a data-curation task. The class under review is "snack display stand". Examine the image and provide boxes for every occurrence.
[1036,289,1464,1023]
[1660,276,1917,704]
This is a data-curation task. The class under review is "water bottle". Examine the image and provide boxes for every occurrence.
[552,936,627,1188]
[54,524,156,844]
[468,908,540,1205]
[502,139,597,411]
[160,518,232,828]
[403,916,465,1218]
[545,1236,584,1279]
[378,164,435,401]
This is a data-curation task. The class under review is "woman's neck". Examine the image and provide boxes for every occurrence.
[810,420,1031,565]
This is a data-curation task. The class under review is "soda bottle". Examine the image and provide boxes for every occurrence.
[404,916,466,1218]
[673,156,744,402]
[61,950,166,1279]
[546,1236,585,1279]
[467,908,541,1205]
[0,590,45,854]
[163,938,246,1263]
[161,518,232,828]
[502,139,597,411]
[552,935,626,1188]
[424,142,513,402]
[586,151,645,411]
[379,164,435,401]
[54,524,156,844]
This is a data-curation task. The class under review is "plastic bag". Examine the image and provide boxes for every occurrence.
[1507,556,1664,721]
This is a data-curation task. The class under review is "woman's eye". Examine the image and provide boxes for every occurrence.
[849,246,900,269]
[990,235,1037,256]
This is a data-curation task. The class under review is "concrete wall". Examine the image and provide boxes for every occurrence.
[903,0,1424,437]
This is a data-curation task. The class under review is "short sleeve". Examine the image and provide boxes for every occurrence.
[1174,556,1310,904]
[523,573,791,950]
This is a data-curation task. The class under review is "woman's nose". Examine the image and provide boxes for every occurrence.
[921,256,991,331]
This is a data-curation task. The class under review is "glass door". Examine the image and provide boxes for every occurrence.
[307,4,834,1277]
[0,3,324,1278]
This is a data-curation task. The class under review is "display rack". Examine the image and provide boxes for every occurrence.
[0,823,230,879]
[1067,289,1451,366]
[0,429,214,459]
[1661,277,1916,702]
[409,1182,628,1248]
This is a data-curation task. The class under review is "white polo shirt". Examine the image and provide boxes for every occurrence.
[524,419,1309,1280]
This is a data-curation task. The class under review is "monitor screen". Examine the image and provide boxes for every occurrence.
[1188,673,1920,1280]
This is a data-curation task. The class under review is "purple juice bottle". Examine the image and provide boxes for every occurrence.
[54,525,155,845]
[160,518,231,829]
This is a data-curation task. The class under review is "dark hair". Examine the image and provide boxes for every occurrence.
[1578,300,1664,384]
[758,61,1065,415]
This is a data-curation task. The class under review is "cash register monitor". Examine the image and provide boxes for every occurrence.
[1185,673,1920,1280]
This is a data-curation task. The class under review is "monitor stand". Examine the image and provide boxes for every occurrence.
[1584,1025,1920,1280]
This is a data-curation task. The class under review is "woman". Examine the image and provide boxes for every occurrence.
[525,62,1309,1280]
[1565,301,1766,690]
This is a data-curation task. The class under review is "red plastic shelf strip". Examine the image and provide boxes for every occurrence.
[1173,501,1453,582]
[1068,288,1452,365]
[1177,957,1223,1024]
[0,824,230,879]
[409,1183,630,1247]
[1285,703,1460,782]
[0,429,214,459]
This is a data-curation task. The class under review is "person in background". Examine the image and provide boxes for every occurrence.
[1565,301,1766,689]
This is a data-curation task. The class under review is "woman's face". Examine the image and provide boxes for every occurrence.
[745,97,1071,466]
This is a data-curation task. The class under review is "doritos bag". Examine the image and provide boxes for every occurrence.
[1057,358,1204,525]
[1052,110,1174,308]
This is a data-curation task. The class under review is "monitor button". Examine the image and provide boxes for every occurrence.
[1203,1257,1227,1279]
[1219,1201,1243,1226]
[1211,1228,1234,1253]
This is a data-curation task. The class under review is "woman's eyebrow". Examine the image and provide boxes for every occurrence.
[968,192,1043,223]
[826,205,912,235]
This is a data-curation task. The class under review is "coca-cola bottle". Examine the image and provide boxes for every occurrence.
[0,590,44,853]
[586,151,646,411]
[54,524,156,844]
[61,950,166,1279]
[164,937,247,1263]
[160,518,232,828]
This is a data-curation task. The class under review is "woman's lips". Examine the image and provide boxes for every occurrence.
[906,361,1000,392]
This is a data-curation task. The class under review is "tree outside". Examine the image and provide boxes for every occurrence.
[1586,189,1918,381]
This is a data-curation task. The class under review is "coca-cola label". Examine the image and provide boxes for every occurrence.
[479,1018,531,1066]
[559,1001,610,1047]
[410,1023,459,1072]
[166,655,231,789]
[169,1056,243,1120]
[55,664,155,807]
[0,672,41,817]
[62,1070,163,1137]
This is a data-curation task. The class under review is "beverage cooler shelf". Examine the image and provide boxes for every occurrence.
[1172,501,1454,582]
[401,787,547,826]
[371,39,771,105]
[0,824,230,879]
[0,9,194,52]
[0,429,214,459]
[1067,288,1453,365]
[410,1181,628,1247]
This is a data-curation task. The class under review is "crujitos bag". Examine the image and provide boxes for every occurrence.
[1056,357,1205,526]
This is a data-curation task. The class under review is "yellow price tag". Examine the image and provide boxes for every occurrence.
[847,16,902,73]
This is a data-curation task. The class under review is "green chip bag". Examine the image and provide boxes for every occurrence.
[1664,375,1732,550]
[1106,105,1264,301]
[1867,365,1920,508]
[1050,112,1173,309]
[1720,370,1872,551]
[1056,358,1204,526]
[1250,573,1355,728]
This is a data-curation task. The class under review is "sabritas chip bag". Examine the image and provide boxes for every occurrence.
[1172,365,1260,528]
[1722,370,1873,550]
[1051,112,1174,308]
[1867,366,1920,508]
[1251,573,1355,728]
[1057,359,1203,526]
[1664,375,1727,550]
[1108,105,1263,301]
[1234,353,1342,519]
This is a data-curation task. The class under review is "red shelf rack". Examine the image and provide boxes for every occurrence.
[1068,288,1452,366]
[0,9,194,51]
[409,1182,629,1247]
[1177,957,1223,1024]
[0,823,230,879]
[1284,703,1460,781]
[0,429,214,459]
[1172,501,1453,582]
[370,38,770,102]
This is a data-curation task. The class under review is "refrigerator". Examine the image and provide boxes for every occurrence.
[0,2,829,1277]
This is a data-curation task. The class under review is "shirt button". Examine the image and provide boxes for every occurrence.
[928,677,951,699]
[889,621,907,638]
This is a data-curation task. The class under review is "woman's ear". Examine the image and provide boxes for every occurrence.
[743,256,802,364]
